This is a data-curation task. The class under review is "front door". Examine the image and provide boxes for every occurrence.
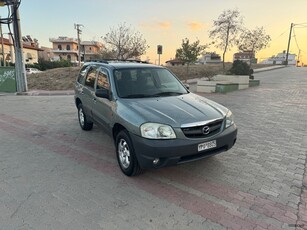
[92,67,114,131]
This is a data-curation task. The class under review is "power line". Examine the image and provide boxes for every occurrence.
[292,28,301,51]
[295,22,307,25]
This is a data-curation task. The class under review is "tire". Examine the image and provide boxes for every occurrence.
[77,104,93,131]
[116,130,142,176]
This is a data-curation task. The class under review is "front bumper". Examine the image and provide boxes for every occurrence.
[130,124,237,169]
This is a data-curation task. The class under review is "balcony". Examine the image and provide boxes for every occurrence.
[51,49,78,54]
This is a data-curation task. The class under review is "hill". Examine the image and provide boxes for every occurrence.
[26,63,269,91]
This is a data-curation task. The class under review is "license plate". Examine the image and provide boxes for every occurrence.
[198,140,217,152]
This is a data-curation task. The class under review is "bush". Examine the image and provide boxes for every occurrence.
[26,59,72,71]
[228,60,251,75]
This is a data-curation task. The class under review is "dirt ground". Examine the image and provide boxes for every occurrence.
[26,63,270,91]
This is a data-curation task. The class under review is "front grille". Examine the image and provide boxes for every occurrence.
[181,119,224,138]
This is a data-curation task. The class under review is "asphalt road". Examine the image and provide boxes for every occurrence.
[0,66,306,230]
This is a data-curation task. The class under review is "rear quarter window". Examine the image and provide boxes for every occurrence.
[77,65,90,85]
[84,67,97,89]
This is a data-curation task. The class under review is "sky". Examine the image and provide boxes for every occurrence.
[1,0,307,65]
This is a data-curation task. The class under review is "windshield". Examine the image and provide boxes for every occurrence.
[114,68,188,98]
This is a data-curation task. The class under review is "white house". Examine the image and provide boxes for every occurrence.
[261,52,297,65]
[198,52,222,64]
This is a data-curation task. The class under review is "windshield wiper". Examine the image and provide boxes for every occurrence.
[151,92,184,97]
[122,94,150,98]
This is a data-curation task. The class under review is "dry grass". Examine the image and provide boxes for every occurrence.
[27,67,80,90]
[168,63,233,81]
[27,63,271,91]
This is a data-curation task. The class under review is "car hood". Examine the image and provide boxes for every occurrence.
[118,93,228,127]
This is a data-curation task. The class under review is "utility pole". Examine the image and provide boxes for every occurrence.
[285,23,294,66]
[74,23,83,66]
[11,1,27,92]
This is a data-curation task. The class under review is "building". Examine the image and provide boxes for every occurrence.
[80,41,103,61]
[233,51,257,64]
[165,58,185,66]
[49,36,103,64]
[198,52,222,64]
[49,37,79,63]
[38,46,54,61]
[260,51,296,65]
[0,34,43,64]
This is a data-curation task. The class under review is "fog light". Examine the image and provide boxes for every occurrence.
[153,158,160,165]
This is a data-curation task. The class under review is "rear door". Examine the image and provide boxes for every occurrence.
[82,65,98,119]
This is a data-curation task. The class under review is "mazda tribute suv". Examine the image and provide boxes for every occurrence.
[74,60,237,176]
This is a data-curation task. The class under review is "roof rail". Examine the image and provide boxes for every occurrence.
[86,59,149,64]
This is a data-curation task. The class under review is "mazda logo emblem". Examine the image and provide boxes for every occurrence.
[202,126,210,135]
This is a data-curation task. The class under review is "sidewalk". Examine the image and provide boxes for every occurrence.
[16,90,74,96]
[0,67,306,229]
[185,65,287,85]
[253,65,286,73]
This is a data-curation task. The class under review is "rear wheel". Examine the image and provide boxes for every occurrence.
[77,104,93,131]
[116,130,142,176]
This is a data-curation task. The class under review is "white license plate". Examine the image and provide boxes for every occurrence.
[198,140,217,152]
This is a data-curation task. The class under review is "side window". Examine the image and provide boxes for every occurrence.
[77,65,90,85]
[84,67,97,89]
[96,68,110,90]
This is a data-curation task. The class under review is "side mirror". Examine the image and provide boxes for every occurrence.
[184,83,190,90]
[95,88,110,99]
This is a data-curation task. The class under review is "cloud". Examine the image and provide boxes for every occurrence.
[187,22,205,31]
[140,21,171,30]
[157,21,171,29]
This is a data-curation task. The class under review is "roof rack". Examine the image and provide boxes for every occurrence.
[88,59,149,64]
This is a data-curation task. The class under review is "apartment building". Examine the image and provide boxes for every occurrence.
[0,34,43,64]
[49,36,103,64]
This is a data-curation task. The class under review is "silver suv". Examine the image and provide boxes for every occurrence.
[74,60,237,176]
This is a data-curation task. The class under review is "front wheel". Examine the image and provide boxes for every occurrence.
[77,104,93,131]
[116,130,142,176]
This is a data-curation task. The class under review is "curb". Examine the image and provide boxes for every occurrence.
[253,65,286,73]
[16,90,74,96]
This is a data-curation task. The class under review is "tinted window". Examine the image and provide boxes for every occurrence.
[77,65,90,85]
[96,68,110,90]
[84,66,97,89]
[114,68,187,98]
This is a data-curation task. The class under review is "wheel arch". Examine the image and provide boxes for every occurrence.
[75,97,82,108]
[112,123,127,142]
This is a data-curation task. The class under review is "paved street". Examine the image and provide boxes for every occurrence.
[0,66,306,230]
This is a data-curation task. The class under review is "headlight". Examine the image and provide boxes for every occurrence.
[225,110,234,128]
[140,123,176,139]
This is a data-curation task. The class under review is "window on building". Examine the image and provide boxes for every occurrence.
[66,45,71,50]
[67,55,71,61]
[58,45,62,50]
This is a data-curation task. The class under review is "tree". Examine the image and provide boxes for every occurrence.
[102,23,149,60]
[175,38,206,76]
[228,60,250,75]
[236,27,271,67]
[209,9,243,70]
